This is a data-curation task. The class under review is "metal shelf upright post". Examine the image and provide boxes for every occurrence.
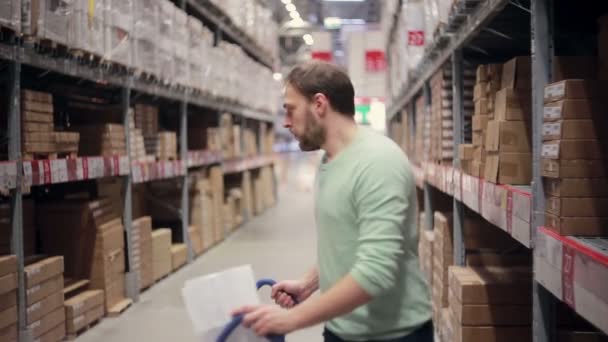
[122,81,140,302]
[531,0,556,341]
[423,83,434,232]
[8,53,31,342]
[180,95,193,262]
[451,49,466,266]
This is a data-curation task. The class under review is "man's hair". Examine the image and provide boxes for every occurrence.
[285,61,355,116]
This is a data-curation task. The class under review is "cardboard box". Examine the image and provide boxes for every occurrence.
[494,88,532,121]
[22,90,53,103]
[22,100,53,113]
[485,152,532,185]
[542,159,608,178]
[188,226,204,256]
[66,305,104,334]
[471,160,483,178]
[25,256,64,289]
[64,290,104,319]
[542,140,606,160]
[0,273,16,295]
[473,132,484,147]
[36,322,65,342]
[0,306,16,330]
[545,197,608,217]
[472,115,489,132]
[26,275,63,307]
[104,274,125,310]
[152,229,172,280]
[170,244,187,271]
[0,324,16,342]
[27,290,63,324]
[95,220,125,252]
[545,213,608,236]
[475,99,489,116]
[542,120,605,141]
[448,266,532,305]
[544,80,608,103]
[544,177,608,197]
[485,121,531,153]
[476,65,489,82]
[474,83,488,101]
[552,56,598,82]
[453,324,532,342]
[0,291,16,312]
[449,291,531,326]
[466,252,531,267]
[0,256,16,277]
[90,248,125,287]
[459,144,475,161]
[501,57,531,90]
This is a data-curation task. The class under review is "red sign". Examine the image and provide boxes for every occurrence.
[408,30,425,46]
[562,245,576,307]
[365,50,386,72]
[311,51,333,62]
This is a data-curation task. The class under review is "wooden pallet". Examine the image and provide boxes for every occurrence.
[23,151,78,161]
[65,318,101,340]
[23,36,69,57]
[107,298,133,317]
[69,48,103,65]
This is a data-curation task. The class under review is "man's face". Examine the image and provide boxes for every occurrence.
[283,84,326,151]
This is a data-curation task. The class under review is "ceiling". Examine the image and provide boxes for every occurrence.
[268,0,382,27]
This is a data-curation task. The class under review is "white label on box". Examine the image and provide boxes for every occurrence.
[543,122,562,137]
[542,142,560,159]
[27,302,41,314]
[544,105,563,120]
[27,266,41,276]
[74,315,85,324]
[27,285,40,296]
[545,82,566,100]
[73,302,84,311]
[29,320,41,329]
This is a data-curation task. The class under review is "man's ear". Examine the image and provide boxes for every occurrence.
[312,93,328,118]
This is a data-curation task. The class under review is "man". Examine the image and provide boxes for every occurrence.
[234,61,432,342]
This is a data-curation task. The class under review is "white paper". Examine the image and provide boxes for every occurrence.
[182,265,268,342]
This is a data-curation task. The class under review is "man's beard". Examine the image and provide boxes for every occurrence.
[297,111,326,151]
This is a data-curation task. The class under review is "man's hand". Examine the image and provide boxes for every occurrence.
[271,280,308,308]
[232,305,300,336]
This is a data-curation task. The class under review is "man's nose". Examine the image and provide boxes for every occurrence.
[283,117,291,129]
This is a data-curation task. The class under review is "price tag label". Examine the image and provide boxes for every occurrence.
[542,142,560,159]
[544,105,562,121]
[506,191,513,234]
[67,158,78,182]
[562,245,576,308]
[119,156,129,175]
[22,161,33,187]
[51,159,68,184]
[42,160,52,184]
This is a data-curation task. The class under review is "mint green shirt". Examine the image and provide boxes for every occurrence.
[315,127,432,341]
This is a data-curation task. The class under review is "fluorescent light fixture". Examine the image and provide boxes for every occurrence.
[341,18,366,25]
[323,17,342,29]
[303,34,314,45]
[285,3,296,12]
[281,0,292,4]
[323,0,365,2]
[273,73,283,81]
[289,11,300,19]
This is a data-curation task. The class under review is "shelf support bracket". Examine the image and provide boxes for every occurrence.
[451,50,466,267]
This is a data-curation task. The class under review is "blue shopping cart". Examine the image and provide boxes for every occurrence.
[216,279,294,342]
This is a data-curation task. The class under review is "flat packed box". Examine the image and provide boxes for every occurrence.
[35,322,65,342]
[459,144,475,161]
[544,80,608,103]
[24,256,64,289]
[0,291,16,312]
[485,121,531,153]
[466,252,531,267]
[552,56,598,82]
[542,140,606,160]
[89,249,125,287]
[545,213,608,236]
[64,290,104,319]
[544,177,608,197]
[26,275,63,306]
[485,152,532,185]
[542,159,608,178]
[472,132,484,147]
[545,197,608,217]
[170,244,187,270]
[474,99,489,116]
[449,291,531,326]
[494,88,531,121]
[28,306,64,338]
[0,306,16,330]
[26,290,63,324]
[544,100,608,122]
[448,266,532,305]
[501,57,531,90]
[67,305,104,334]
[474,82,488,101]
[472,115,489,132]
[104,274,125,310]
[453,324,532,342]
[0,324,16,341]
[542,120,604,141]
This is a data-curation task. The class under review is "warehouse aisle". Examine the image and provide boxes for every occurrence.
[78,153,323,342]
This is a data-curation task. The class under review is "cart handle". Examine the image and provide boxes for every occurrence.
[216,279,294,342]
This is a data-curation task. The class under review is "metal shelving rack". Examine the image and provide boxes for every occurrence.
[1,1,279,340]
[386,0,608,340]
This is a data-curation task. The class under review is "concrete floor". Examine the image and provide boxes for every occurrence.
[79,154,323,342]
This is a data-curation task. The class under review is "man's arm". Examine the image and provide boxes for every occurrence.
[272,266,320,307]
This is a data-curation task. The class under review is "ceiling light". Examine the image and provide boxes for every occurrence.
[273,73,283,81]
[289,11,300,19]
[281,0,292,3]
[323,0,365,2]
[303,34,314,45]
[285,3,296,12]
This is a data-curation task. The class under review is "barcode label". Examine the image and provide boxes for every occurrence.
[543,122,562,138]
[542,142,560,159]
[544,105,563,120]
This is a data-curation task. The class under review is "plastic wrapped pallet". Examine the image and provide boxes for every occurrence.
[104,0,133,68]
[0,0,20,34]
[71,0,105,57]
[27,0,73,46]
[173,8,189,86]
[402,0,426,72]
[157,0,176,84]
[187,16,205,91]
[133,0,158,76]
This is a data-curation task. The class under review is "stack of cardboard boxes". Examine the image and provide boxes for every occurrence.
[128,110,151,162]
[24,256,66,341]
[430,65,454,164]
[419,227,434,291]
[72,124,127,156]
[432,212,453,325]
[132,216,154,290]
[170,244,187,271]
[207,127,222,152]
[21,90,80,159]
[210,166,226,242]
[542,79,608,236]
[152,229,172,281]
[188,226,204,256]
[191,175,215,251]
[260,122,275,155]
[0,255,17,342]
[37,199,129,316]
[243,129,258,157]
[64,290,104,337]
[483,57,532,184]
[447,266,532,342]
[134,104,159,136]
[242,171,254,219]
[415,96,429,163]
[145,132,178,160]
[220,114,237,159]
